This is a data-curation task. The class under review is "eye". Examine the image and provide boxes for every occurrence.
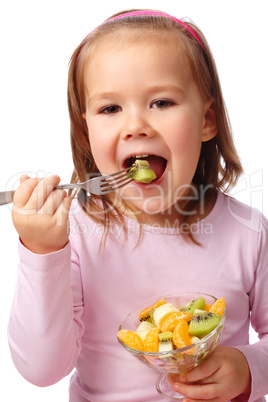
[99,105,121,114]
[151,99,174,109]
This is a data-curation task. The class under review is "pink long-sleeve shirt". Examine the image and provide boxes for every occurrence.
[8,191,268,401]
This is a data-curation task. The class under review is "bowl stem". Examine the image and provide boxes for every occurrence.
[155,372,187,400]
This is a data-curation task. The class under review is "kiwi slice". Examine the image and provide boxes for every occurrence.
[188,310,221,338]
[158,332,174,355]
[158,341,174,353]
[127,160,157,183]
[180,297,206,315]
[158,331,173,343]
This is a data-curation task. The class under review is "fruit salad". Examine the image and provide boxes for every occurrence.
[127,159,157,183]
[117,296,225,353]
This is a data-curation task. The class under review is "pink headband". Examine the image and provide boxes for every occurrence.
[105,11,204,49]
[79,10,204,52]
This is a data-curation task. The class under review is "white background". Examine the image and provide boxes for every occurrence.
[0,0,267,400]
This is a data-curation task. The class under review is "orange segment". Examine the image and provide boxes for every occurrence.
[204,304,212,311]
[117,329,144,352]
[209,298,225,318]
[139,299,166,321]
[161,311,193,332]
[172,321,192,350]
[144,327,160,352]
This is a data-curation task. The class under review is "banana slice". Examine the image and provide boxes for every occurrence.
[135,321,155,342]
[136,321,155,332]
[153,303,179,329]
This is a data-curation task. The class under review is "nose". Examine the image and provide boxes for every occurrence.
[121,109,155,140]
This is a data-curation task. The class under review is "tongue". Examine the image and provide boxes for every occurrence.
[146,155,167,180]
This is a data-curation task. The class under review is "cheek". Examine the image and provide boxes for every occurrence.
[87,121,117,173]
[174,130,202,157]
[167,116,203,158]
[165,110,203,188]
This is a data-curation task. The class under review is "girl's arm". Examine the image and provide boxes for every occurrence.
[233,212,268,401]
[8,242,84,386]
[8,175,84,386]
[169,214,268,401]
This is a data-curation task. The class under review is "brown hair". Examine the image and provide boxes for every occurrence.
[67,9,243,244]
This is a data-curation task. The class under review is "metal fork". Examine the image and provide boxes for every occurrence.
[0,168,132,206]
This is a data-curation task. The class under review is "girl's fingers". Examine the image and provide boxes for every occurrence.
[38,191,72,232]
[173,382,219,401]
[62,194,72,213]
[13,177,43,208]
[54,195,72,228]
[26,175,61,211]
[182,355,220,383]
[20,174,31,184]
[38,188,67,216]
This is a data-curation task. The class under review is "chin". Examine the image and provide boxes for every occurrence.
[141,199,170,215]
[129,198,174,218]
[119,183,175,215]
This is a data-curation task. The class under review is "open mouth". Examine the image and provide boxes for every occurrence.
[123,154,167,181]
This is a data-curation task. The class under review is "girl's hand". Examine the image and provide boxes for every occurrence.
[12,175,72,254]
[168,346,251,401]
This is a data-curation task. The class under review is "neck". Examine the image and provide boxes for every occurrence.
[123,187,217,228]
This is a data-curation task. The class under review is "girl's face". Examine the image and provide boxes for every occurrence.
[83,35,217,224]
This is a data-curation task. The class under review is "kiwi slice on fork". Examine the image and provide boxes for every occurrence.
[128,160,157,183]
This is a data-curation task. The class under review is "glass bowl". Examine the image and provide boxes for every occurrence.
[118,292,225,400]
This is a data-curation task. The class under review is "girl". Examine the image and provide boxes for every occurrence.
[8,9,268,402]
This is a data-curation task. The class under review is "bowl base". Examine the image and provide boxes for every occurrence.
[156,373,187,400]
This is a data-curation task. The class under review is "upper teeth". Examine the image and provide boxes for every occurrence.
[133,154,149,158]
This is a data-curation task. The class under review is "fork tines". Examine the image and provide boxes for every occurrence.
[101,169,132,193]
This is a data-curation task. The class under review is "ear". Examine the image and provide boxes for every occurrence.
[201,99,218,142]
[82,112,86,120]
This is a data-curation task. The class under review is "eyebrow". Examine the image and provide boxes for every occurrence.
[87,85,185,105]
[87,92,119,106]
[147,85,185,95]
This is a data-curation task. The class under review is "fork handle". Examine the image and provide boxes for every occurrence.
[0,191,15,206]
[55,184,79,190]
[0,184,77,206]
